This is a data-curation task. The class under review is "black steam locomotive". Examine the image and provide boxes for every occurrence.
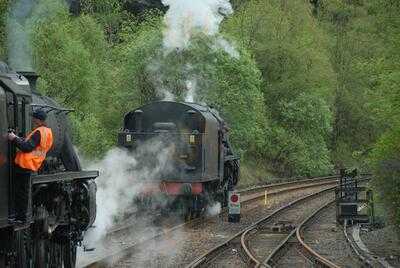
[0,62,98,267]
[118,101,239,218]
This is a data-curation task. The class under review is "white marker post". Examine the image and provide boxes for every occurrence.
[228,191,240,222]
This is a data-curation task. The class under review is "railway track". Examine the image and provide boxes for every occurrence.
[252,179,372,268]
[187,186,336,267]
[78,175,340,267]
[266,200,342,267]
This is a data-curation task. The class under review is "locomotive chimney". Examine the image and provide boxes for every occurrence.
[134,110,143,132]
[17,71,40,94]
[186,110,197,131]
[68,0,81,16]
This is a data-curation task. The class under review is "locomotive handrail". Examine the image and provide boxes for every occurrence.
[32,171,99,184]
[31,103,74,114]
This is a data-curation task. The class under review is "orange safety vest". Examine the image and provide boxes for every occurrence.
[15,126,53,171]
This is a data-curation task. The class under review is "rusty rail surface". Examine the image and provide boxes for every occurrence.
[294,200,340,268]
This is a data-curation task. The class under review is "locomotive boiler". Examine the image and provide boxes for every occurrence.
[118,101,239,219]
[0,62,98,267]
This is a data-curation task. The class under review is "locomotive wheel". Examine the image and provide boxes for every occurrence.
[62,239,77,268]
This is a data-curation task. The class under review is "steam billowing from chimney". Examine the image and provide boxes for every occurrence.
[161,0,233,52]
[152,0,239,102]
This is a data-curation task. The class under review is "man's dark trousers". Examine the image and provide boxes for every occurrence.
[14,166,32,223]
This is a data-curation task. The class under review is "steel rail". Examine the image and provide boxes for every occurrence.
[295,200,340,267]
[343,221,374,267]
[260,201,339,268]
[344,222,394,268]
[238,175,339,194]
[238,173,371,194]
[263,177,371,268]
[242,198,338,268]
[186,186,337,268]
[240,179,338,204]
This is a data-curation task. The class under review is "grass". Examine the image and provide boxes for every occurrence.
[238,159,280,189]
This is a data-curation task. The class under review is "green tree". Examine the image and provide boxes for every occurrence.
[0,0,10,60]
[316,0,386,168]
[224,0,335,175]
[367,0,400,234]
[31,2,118,156]
[370,124,400,232]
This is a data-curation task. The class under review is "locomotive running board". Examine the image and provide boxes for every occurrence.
[32,171,99,184]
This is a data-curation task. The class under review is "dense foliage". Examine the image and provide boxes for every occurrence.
[224,0,335,175]
[0,0,10,59]
[0,0,399,231]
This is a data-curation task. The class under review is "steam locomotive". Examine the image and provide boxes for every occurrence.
[0,62,98,267]
[118,101,239,219]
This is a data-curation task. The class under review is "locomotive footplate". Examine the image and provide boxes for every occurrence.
[32,171,99,184]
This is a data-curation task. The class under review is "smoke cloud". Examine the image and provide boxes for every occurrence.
[148,0,238,102]
[161,0,234,53]
[185,79,196,103]
[6,0,35,71]
[6,0,66,71]
[78,140,191,266]
[206,202,222,216]
[83,140,175,244]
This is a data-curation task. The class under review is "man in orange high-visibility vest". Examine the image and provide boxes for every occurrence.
[8,110,53,224]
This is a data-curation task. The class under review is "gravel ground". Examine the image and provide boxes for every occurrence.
[274,244,314,267]
[203,247,247,268]
[77,212,185,267]
[113,184,335,267]
[360,225,400,267]
[302,203,364,268]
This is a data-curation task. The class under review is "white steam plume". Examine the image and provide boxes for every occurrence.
[7,0,36,71]
[185,79,196,102]
[6,0,66,71]
[156,0,239,103]
[147,60,176,101]
[161,0,233,52]
[84,140,175,244]
[206,202,221,216]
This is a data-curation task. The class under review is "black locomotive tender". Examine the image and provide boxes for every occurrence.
[118,101,240,218]
[0,62,98,267]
